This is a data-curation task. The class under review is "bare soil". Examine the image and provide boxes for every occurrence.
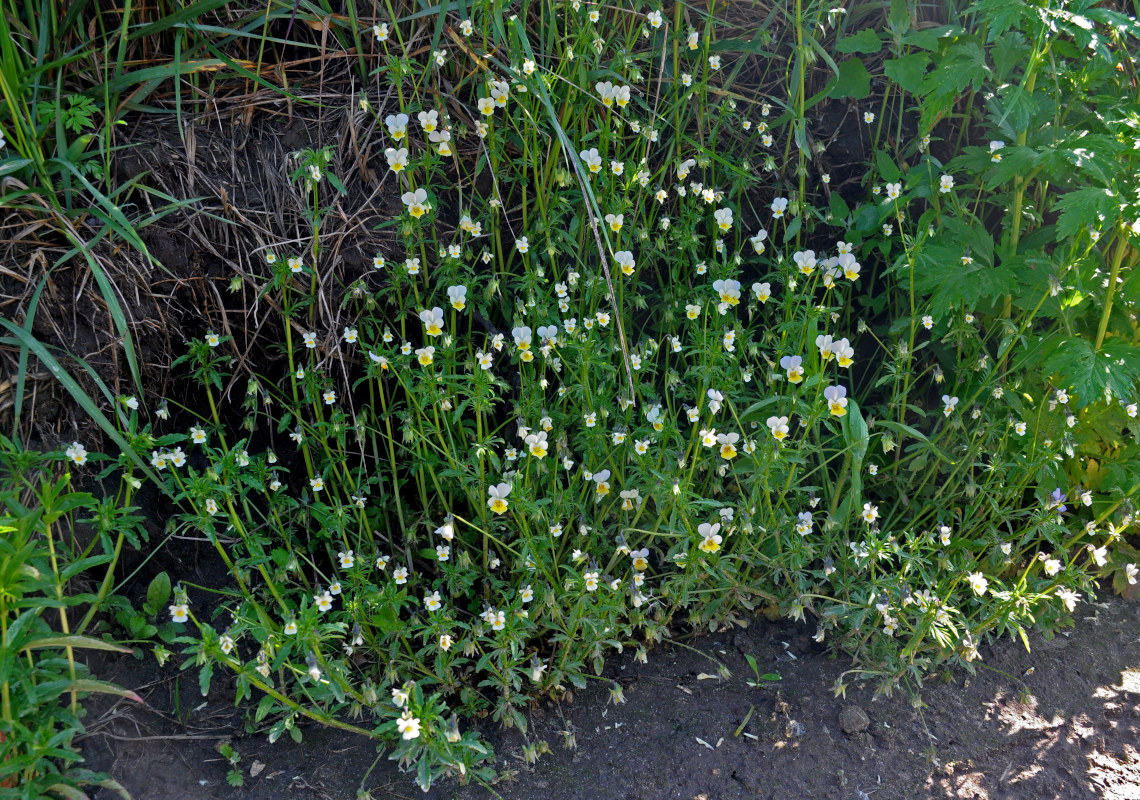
[82,595,1140,800]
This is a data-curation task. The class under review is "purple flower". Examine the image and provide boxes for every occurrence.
[1048,488,1067,513]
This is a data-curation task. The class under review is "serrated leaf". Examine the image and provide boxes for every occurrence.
[1053,186,1119,242]
[829,58,871,100]
[1042,338,1140,407]
[835,29,881,54]
[883,53,929,92]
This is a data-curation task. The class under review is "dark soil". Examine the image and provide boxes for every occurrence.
[82,595,1140,800]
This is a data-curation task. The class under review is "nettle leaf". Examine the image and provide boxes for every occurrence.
[970,0,1032,41]
[918,40,988,129]
[836,28,882,54]
[830,57,872,100]
[1037,135,1124,186]
[1053,186,1119,242]
[982,145,1038,189]
[883,53,929,93]
[1042,339,1140,407]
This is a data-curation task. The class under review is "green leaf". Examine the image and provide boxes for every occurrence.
[20,634,133,654]
[146,572,172,616]
[835,29,882,54]
[199,661,213,697]
[875,150,900,183]
[829,58,872,100]
[1042,339,1140,407]
[1053,186,1119,242]
[883,53,929,93]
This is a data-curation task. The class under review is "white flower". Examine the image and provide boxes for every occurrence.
[169,603,189,623]
[823,385,848,417]
[487,482,512,513]
[708,55,721,70]
[766,415,790,441]
[384,147,408,173]
[419,307,445,336]
[771,197,788,218]
[65,442,88,465]
[942,395,959,417]
[864,111,875,124]
[447,285,467,311]
[384,112,409,140]
[396,712,422,740]
[713,207,733,231]
[939,174,954,193]
[579,148,603,173]
[697,522,723,553]
[966,572,988,596]
[861,502,879,524]
[401,187,430,218]
[1055,587,1081,612]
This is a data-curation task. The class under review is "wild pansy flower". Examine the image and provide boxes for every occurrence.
[697,522,723,553]
[314,590,333,612]
[417,109,439,133]
[942,395,959,417]
[816,334,835,361]
[526,431,548,458]
[796,511,813,535]
[824,385,848,417]
[401,188,430,218]
[861,503,879,524]
[620,489,640,510]
[384,113,409,140]
[750,228,768,254]
[415,346,435,366]
[592,469,611,498]
[939,174,954,193]
[780,355,804,383]
[717,432,739,460]
[712,279,741,306]
[487,482,512,514]
[835,338,855,367]
[430,129,452,156]
[385,147,408,173]
[714,207,733,231]
[604,213,623,233]
[615,250,635,275]
[512,326,532,356]
[447,285,467,311]
[169,603,190,623]
[753,282,772,302]
[397,712,422,740]
[793,250,816,276]
[989,140,1004,162]
[419,307,445,336]
[839,253,860,280]
[771,197,789,218]
[579,147,603,173]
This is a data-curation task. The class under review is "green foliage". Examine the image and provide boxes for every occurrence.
[15,0,1140,793]
[0,440,134,798]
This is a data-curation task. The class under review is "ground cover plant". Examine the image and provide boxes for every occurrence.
[2,0,1140,794]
